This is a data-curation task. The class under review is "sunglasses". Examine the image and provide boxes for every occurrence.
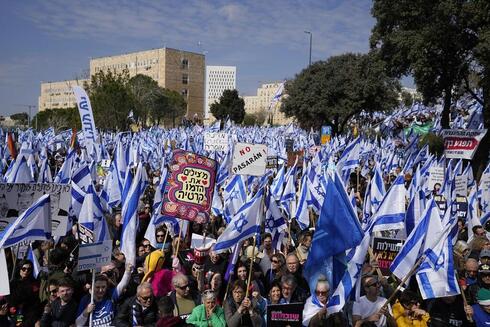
[143,244,151,248]
[271,259,279,263]
[315,290,328,296]
[21,267,32,272]
[366,281,380,288]
[50,289,58,294]
[156,234,165,238]
[139,295,153,302]
[177,284,190,290]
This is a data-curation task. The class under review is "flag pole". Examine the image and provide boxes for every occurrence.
[89,269,96,327]
[175,220,184,257]
[10,245,20,281]
[245,235,256,298]
[382,254,425,308]
[160,228,169,253]
[455,270,473,323]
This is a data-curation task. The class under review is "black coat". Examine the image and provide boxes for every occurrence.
[39,298,78,327]
[114,296,159,327]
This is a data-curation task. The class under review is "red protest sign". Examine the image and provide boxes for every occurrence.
[161,150,217,224]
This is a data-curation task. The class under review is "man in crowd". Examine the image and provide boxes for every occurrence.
[40,278,78,327]
[286,253,310,293]
[115,282,159,326]
[281,274,308,304]
[352,275,395,327]
[169,273,201,318]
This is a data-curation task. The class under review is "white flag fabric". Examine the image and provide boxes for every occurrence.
[0,194,51,248]
[72,86,98,158]
[214,187,265,253]
[371,175,407,232]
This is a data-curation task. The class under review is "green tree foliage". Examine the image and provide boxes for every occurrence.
[128,74,187,127]
[419,133,445,157]
[32,108,81,131]
[210,89,245,124]
[281,52,400,132]
[242,110,267,126]
[87,69,134,130]
[371,1,490,178]
[370,0,474,129]
[10,112,29,126]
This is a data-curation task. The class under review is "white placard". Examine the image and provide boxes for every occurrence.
[191,233,216,250]
[0,249,10,296]
[232,143,268,176]
[428,166,445,191]
[100,159,111,168]
[0,183,71,237]
[204,132,229,152]
[77,240,112,272]
[454,175,468,197]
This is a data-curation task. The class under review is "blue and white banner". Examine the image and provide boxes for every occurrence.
[72,86,98,158]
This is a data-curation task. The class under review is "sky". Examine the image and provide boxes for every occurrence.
[0,0,394,117]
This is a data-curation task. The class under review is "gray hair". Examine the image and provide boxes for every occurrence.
[172,273,188,287]
[202,290,216,302]
[281,274,297,288]
[137,282,152,295]
[316,275,330,290]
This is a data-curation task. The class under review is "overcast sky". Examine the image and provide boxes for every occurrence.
[1,0,401,116]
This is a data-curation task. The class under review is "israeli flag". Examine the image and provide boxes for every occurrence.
[0,194,51,248]
[78,185,110,243]
[120,163,148,266]
[5,156,34,183]
[223,175,247,223]
[280,165,297,219]
[390,199,444,280]
[295,172,310,230]
[27,244,41,278]
[214,186,265,253]
[370,164,386,214]
[265,187,287,249]
[371,175,407,232]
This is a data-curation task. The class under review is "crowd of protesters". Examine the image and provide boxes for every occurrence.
[1,116,490,327]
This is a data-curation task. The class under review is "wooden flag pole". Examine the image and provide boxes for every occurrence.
[245,235,256,298]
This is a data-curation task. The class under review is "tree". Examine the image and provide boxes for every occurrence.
[31,108,81,131]
[210,89,245,124]
[370,0,475,129]
[242,110,267,126]
[280,52,400,132]
[87,69,135,130]
[10,112,29,126]
[160,89,187,127]
[128,74,160,127]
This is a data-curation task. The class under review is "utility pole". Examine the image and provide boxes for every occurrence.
[14,104,37,127]
[304,31,312,66]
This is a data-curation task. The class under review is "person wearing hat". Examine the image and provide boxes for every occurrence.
[480,248,490,265]
[466,263,490,305]
[465,288,490,326]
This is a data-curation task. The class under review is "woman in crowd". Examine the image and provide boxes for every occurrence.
[392,290,430,327]
[264,253,286,292]
[8,259,41,327]
[186,290,226,327]
[223,280,263,327]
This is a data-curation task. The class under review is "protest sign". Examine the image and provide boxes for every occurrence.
[204,132,228,152]
[434,195,447,215]
[285,139,294,152]
[441,129,488,160]
[77,240,112,271]
[453,196,468,221]
[321,125,332,144]
[231,143,267,176]
[454,175,468,197]
[161,150,217,223]
[266,156,278,169]
[287,150,304,167]
[0,183,70,236]
[428,166,444,192]
[267,303,304,327]
[372,237,404,276]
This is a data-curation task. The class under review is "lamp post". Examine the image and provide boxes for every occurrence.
[304,31,312,66]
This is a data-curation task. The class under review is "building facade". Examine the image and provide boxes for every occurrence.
[38,79,89,111]
[242,82,293,126]
[89,48,205,119]
[39,48,205,119]
[205,66,236,122]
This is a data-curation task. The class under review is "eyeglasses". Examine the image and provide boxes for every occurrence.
[139,295,153,302]
[143,244,151,248]
[315,290,329,296]
[177,284,189,290]
[366,282,380,288]
[21,266,32,272]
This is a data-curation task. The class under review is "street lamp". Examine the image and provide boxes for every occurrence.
[304,31,312,66]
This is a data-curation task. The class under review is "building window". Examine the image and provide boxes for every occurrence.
[182,74,188,84]
[181,59,189,69]
[181,89,188,97]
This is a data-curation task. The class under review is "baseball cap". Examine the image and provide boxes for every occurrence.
[480,249,490,260]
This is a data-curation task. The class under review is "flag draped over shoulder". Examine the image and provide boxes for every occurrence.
[303,173,364,293]
[0,194,51,248]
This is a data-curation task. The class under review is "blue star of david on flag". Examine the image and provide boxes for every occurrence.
[234,213,248,233]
